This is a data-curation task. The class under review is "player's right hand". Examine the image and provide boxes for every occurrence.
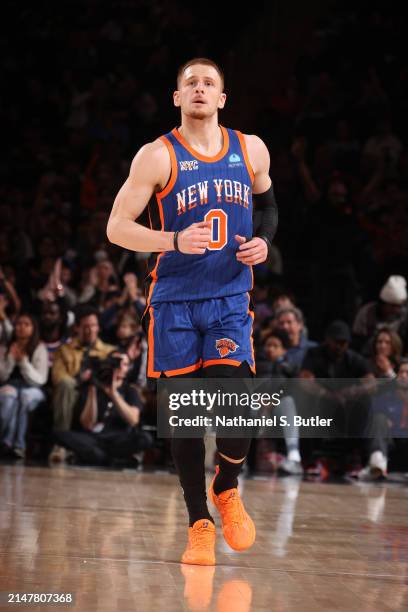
[176,221,212,254]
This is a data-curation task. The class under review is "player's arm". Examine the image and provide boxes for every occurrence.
[106,140,211,254]
[235,135,278,265]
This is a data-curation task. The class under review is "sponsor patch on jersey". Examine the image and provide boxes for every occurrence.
[179,160,199,171]
[228,152,243,168]
[229,153,241,163]
[215,338,239,357]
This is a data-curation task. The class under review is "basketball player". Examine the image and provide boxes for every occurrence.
[107,58,278,565]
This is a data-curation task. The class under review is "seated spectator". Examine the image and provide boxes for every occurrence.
[99,273,146,340]
[78,259,120,310]
[257,329,297,378]
[257,329,303,475]
[49,305,115,462]
[359,359,408,481]
[353,275,407,355]
[53,351,152,466]
[59,259,78,308]
[300,320,371,379]
[276,307,317,368]
[369,326,402,379]
[39,300,69,367]
[0,265,21,335]
[0,313,49,459]
[0,290,13,346]
[271,292,296,315]
[300,320,373,477]
[252,278,273,332]
[115,313,141,349]
[125,332,147,389]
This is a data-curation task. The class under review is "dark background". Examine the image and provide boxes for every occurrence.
[1,0,407,338]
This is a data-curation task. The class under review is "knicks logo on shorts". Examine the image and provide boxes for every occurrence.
[216,338,239,357]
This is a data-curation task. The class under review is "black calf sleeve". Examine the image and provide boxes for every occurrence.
[171,437,213,526]
[216,437,252,461]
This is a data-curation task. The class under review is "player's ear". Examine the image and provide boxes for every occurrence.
[218,92,227,109]
[173,90,181,107]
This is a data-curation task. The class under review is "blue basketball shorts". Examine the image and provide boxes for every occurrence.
[146,293,255,378]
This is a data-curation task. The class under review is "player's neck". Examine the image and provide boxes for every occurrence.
[178,117,222,156]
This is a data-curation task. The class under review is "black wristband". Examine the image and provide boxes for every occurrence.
[258,235,272,258]
[173,231,180,252]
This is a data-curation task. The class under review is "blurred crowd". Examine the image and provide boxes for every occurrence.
[0,2,407,480]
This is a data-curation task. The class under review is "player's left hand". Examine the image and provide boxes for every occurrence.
[235,235,268,265]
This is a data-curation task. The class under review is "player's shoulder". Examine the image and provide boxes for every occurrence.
[241,133,268,153]
[135,137,169,161]
[239,133,270,172]
[130,137,170,175]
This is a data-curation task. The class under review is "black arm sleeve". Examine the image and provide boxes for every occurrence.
[252,183,278,257]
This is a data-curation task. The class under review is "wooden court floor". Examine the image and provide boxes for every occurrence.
[1,465,408,611]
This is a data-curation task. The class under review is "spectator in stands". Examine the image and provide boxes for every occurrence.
[53,351,151,466]
[368,326,402,379]
[39,300,69,367]
[275,307,317,368]
[125,332,147,390]
[0,313,48,459]
[114,313,141,349]
[49,305,114,462]
[271,292,296,315]
[0,291,13,346]
[99,273,145,341]
[353,275,408,355]
[301,320,371,380]
[299,320,373,477]
[362,117,403,176]
[359,359,408,481]
[257,329,303,475]
[78,259,120,310]
[0,265,21,325]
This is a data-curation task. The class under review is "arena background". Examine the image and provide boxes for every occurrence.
[1,2,408,610]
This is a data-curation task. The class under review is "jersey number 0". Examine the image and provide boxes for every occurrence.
[204,209,228,250]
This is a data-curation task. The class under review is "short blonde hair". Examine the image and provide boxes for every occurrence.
[177,57,224,89]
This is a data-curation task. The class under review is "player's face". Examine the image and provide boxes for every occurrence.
[174,64,226,119]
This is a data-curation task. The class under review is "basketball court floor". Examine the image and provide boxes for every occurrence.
[1,464,407,611]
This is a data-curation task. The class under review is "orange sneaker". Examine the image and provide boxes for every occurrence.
[181,519,216,566]
[208,466,256,551]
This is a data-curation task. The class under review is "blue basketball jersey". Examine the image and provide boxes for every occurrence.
[146,126,254,304]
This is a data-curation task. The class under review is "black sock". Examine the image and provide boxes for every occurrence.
[213,454,245,495]
[171,437,214,527]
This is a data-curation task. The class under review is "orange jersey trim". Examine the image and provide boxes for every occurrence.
[144,252,163,316]
[171,125,230,163]
[203,358,242,368]
[144,135,178,311]
[147,306,162,378]
[247,292,256,374]
[164,361,203,377]
[156,135,178,199]
[235,131,255,185]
